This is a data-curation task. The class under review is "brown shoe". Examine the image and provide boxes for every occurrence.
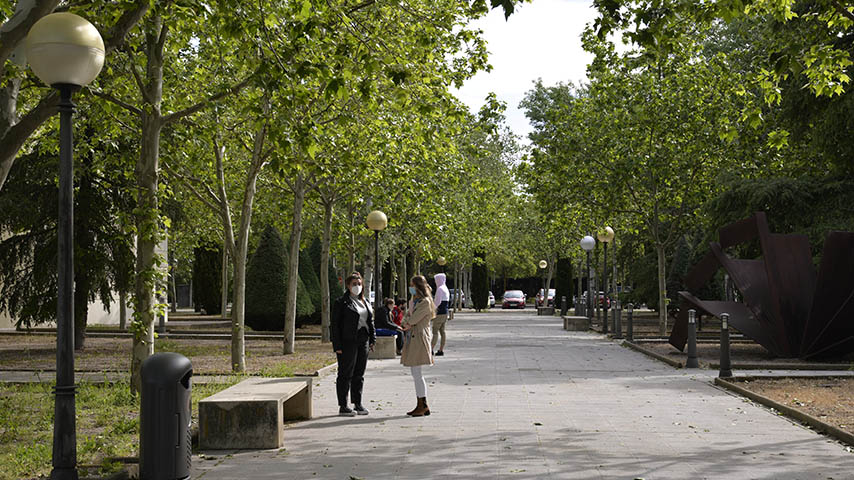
[411,397,430,417]
[406,397,421,416]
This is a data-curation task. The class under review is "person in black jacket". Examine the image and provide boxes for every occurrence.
[330,272,376,416]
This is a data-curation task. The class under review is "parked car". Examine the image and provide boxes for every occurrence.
[448,288,465,307]
[536,288,556,307]
[488,291,495,308]
[581,291,610,308]
[502,290,526,309]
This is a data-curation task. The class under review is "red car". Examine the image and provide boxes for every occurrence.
[536,288,555,307]
[502,290,526,309]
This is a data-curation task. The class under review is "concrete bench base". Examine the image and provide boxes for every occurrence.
[369,335,397,359]
[537,306,556,316]
[563,316,590,331]
[198,377,312,450]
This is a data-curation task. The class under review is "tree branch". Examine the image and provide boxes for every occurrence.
[102,0,150,53]
[0,0,61,68]
[161,73,255,125]
[161,163,222,212]
[0,90,58,191]
[831,0,854,24]
[91,90,142,115]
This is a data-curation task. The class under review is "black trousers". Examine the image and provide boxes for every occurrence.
[336,328,369,407]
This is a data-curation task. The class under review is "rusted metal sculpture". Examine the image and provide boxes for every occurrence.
[669,212,854,359]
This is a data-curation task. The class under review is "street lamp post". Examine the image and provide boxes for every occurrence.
[437,256,447,273]
[25,12,105,480]
[367,210,388,318]
[580,236,595,323]
[597,227,615,335]
[538,259,548,307]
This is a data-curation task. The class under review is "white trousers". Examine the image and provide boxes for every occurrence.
[411,366,427,397]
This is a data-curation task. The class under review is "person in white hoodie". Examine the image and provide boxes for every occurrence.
[432,273,451,356]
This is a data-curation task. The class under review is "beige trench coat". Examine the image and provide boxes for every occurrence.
[401,296,435,367]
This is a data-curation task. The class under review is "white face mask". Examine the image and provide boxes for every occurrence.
[350,285,362,296]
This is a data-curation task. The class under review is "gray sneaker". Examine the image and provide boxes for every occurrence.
[339,406,356,417]
[353,404,369,415]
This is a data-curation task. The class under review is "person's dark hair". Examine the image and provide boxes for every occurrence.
[395,298,405,306]
[345,272,366,302]
[384,297,394,307]
[410,275,433,301]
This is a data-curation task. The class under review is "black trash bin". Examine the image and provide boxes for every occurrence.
[140,352,193,480]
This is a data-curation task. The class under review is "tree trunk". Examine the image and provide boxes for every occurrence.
[347,202,356,273]
[130,15,166,393]
[656,243,668,336]
[73,275,89,351]
[230,252,246,371]
[220,246,228,319]
[130,111,161,395]
[398,252,407,299]
[119,290,127,330]
[284,174,306,354]
[320,200,334,343]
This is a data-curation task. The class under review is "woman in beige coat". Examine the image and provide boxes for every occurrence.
[401,275,435,416]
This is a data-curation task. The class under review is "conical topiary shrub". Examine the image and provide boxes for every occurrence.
[245,226,287,331]
[299,245,322,323]
[192,242,222,316]
[246,226,317,331]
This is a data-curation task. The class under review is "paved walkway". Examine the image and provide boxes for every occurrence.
[192,310,854,479]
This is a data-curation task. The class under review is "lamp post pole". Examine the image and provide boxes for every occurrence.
[53,83,79,480]
[366,210,387,320]
[25,13,105,480]
[602,240,609,335]
[580,236,595,322]
[586,251,592,319]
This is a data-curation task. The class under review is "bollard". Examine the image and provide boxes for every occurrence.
[613,299,622,339]
[686,309,699,368]
[626,303,633,341]
[719,313,733,378]
[560,295,568,316]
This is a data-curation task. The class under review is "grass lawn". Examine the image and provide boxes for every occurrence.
[0,336,337,376]
[0,380,238,479]
[0,334,337,478]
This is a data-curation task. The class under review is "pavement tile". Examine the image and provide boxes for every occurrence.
[192,310,854,479]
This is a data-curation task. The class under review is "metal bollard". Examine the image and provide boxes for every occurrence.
[686,309,699,368]
[719,313,733,377]
[613,299,622,339]
[560,296,567,316]
[626,303,633,341]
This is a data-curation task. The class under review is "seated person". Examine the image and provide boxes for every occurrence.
[375,297,404,355]
[391,298,405,327]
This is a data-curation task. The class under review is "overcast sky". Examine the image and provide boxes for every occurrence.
[452,0,599,142]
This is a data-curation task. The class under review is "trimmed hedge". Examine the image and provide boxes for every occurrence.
[245,226,315,331]
[192,243,222,316]
[471,249,489,311]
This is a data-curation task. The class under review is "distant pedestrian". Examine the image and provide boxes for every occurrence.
[376,297,404,355]
[432,273,450,356]
[401,275,435,417]
[330,272,375,416]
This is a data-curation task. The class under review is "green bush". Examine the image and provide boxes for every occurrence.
[245,226,315,331]
[554,256,573,309]
[192,243,222,316]
[245,226,287,331]
[299,246,322,321]
[471,249,489,311]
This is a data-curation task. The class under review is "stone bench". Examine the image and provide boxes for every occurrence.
[369,335,397,359]
[198,377,312,450]
[563,315,590,331]
[537,306,556,316]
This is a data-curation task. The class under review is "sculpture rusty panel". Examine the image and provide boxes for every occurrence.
[669,212,854,359]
